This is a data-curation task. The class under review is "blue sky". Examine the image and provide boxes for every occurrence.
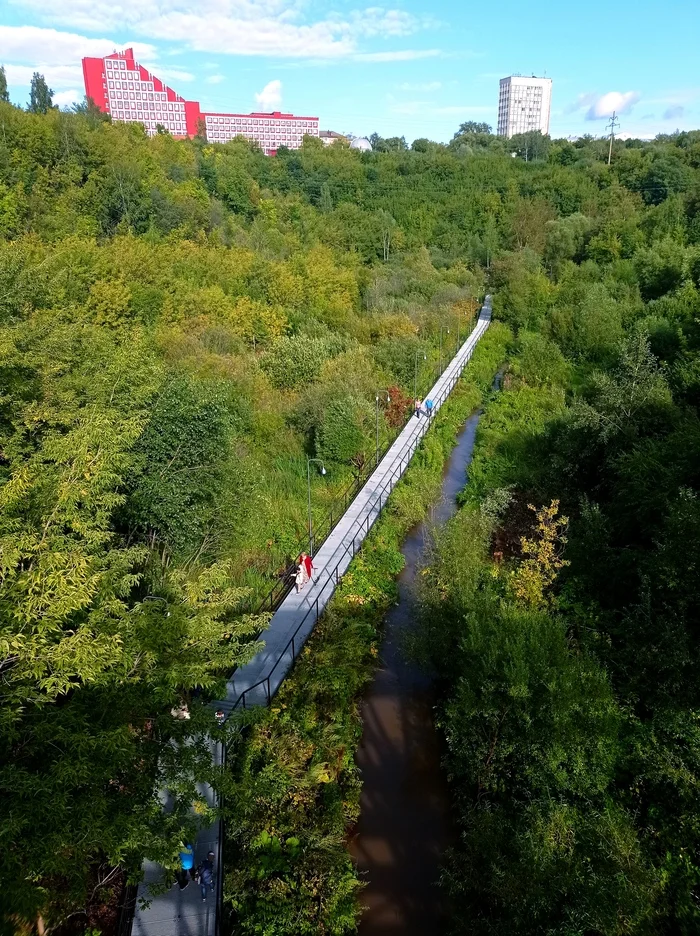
[1,0,698,142]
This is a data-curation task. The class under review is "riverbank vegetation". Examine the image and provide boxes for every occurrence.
[1,94,700,933]
[417,162,700,932]
[219,322,509,935]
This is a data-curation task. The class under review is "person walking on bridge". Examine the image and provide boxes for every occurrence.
[294,560,307,593]
[176,842,195,889]
[301,551,315,584]
[197,851,216,902]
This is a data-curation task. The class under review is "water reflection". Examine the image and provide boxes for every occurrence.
[351,411,482,935]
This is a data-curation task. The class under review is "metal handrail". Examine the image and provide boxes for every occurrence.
[249,343,466,617]
[116,883,138,936]
[249,428,402,615]
[227,307,491,713]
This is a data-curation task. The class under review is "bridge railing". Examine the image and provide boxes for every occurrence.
[227,309,490,713]
[250,428,403,616]
[249,312,487,618]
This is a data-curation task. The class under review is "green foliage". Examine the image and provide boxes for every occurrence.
[509,129,550,162]
[315,396,372,464]
[543,212,591,275]
[27,72,54,114]
[3,98,700,933]
[122,376,245,556]
[221,325,510,936]
[427,187,700,933]
[634,235,689,299]
[0,66,9,105]
[261,334,346,390]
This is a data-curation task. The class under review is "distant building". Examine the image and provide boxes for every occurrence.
[82,48,319,154]
[349,137,372,152]
[319,130,347,146]
[497,75,552,138]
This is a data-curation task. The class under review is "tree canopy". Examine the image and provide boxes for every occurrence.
[27,72,54,114]
[2,97,700,934]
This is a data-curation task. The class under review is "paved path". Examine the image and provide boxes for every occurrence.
[132,740,223,936]
[130,297,491,936]
[222,297,491,712]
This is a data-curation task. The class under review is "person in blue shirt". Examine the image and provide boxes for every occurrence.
[425,398,434,417]
[175,841,195,890]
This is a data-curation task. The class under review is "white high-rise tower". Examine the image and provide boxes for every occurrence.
[497,75,552,138]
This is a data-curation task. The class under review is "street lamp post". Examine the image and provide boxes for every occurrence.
[375,389,391,467]
[306,457,326,555]
[439,326,450,375]
[414,350,427,406]
[457,308,470,348]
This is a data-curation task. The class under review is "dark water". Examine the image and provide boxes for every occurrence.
[350,411,483,936]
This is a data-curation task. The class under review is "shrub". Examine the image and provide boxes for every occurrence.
[261,335,344,390]
[315,396,372,464]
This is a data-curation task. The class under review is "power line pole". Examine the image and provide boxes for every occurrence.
[606,111,620,165]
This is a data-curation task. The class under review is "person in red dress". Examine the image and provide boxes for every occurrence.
[301,552,314,583]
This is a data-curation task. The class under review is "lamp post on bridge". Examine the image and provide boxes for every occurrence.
[457,305,471,349]
[375,389,391,467]
[306,457,326,556]
[414,349,427,407]
[439,325,450,375]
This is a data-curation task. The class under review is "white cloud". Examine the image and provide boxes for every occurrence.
[347,8,424,38]
[54,88,82,107]
[206,74,225,84]
[255,79,282,110]
[10,0,438,60]
[397,81,441,91]
[4,63,83,89]
[141,64,195,83]
[352,48,442,62]
[0,25,155,68]
[563,92,597,115]
[584,91,640,120]
[0,25,156,88]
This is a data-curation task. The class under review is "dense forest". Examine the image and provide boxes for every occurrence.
[1,84,700,935]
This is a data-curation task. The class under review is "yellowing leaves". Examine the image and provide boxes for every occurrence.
[86,277,132,328]
[344,594,367,606]
[227,296,288,343]
[509,500,570,609]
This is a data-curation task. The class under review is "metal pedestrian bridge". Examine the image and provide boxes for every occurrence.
[131,296,492,936]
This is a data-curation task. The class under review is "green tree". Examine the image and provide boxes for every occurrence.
[509,130,550,161]
[384,135,407,151]
[0,320,263,928]
[316,396,372,463]
[0,65,9,104]
[411,137,434,152]
[457,120,492,134]
[27,72,54,114]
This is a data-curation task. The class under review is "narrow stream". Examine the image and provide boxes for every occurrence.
[350,409,484,936]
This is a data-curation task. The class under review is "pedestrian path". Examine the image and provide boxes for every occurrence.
[130,296,491,936]
[222,295,492,712]
[132,739,223,936]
